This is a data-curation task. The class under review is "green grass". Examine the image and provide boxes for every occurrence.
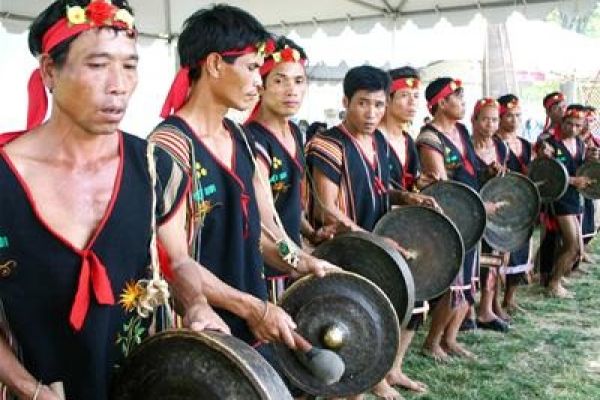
[365,240,600,400]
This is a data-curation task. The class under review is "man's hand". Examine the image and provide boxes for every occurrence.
[537,141,554,158]
[35,386,63,400]
[484,201,508,215]
[416,171,441,189]
[401,192,442,213]
[382,237,417,260]
[183,297,230,334]
[307,222,352,245]
[295,253,341,278]
[487,161,506,177]
[247,301,298,349]
[571,176,594,190]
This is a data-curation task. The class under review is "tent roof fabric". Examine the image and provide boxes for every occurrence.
[0,0,596,38]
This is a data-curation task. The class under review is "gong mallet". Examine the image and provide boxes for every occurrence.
[292,331,345,385]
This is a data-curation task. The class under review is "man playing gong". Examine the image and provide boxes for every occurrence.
[0,1,228,398]
[416,78,482,360]
[538,104,592,298]
[306,65,437,400]
[377,65,429,395]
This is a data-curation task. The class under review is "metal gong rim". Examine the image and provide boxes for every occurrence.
[274,272,399,397]
[373,206,465,301]
[483,224,533,253]
[528,157,569,203]
[480,172,541,232]
[312,231,415,328]
[111,330,292,400]
[577,161,600,199]
[421,180,486,251]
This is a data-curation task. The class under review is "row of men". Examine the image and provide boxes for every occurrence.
[0,1,597,399]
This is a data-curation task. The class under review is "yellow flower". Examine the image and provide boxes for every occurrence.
[66,6,87,25]
[114,8,135,30]
[119,280,146,313]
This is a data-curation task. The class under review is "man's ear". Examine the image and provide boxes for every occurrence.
[39,54,57,92]
[342,96,349,109]
[204,52,223,79]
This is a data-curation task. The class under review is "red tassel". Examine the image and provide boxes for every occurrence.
[157,240,174,282]
[69,250,115,331]
[244,101,261,124]
[160,67,190,118]
[27,69,48,129]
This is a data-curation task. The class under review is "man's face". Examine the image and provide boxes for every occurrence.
[584,113,597,135]
[343,89,387,136]
[562,116,585,138]
[474,106,499,138]
[216,52,263,111]
[500,106,521,132]
[260,61,307,118]
[388,87,419,123]
[50,29,138,136]
[548,101,566,124]
[440,89,465,121]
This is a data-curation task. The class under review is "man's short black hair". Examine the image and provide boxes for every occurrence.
[28,0,135,69]
[543,91,563,108]
[425,77,455,115]
[565,103,586,114]
[584,105,597,113]
[178,4,271,82]
[343,65,391,101]
[497,94,519,107]
[388,66,420,81]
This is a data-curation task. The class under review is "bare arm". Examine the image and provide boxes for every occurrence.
[0,338,59,400]
[418,146,448,181]
[158,202,298,347]
[252,166,339,277]
[310,168,364,232]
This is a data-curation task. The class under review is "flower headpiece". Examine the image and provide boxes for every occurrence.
[27,0,136,130]
[427,79,462,112]
[472,98,499,121]
[499,98,519,117]
[391,77,420,93]
[544,93,565,110]
[259,45,306,77]
[564,108,586,119]
[66,0,134,30]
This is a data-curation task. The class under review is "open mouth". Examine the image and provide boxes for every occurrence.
[99,107,125,121]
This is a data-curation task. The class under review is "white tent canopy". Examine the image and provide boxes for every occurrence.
[1,0,596,38]
[0,0,598,134]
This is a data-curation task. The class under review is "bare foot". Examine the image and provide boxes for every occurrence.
[503,302,526,314]
[443,341,477,359]
[372,380,403,400]
[548,285,575,299]
[386,369,427,393]
[421,343,450,362]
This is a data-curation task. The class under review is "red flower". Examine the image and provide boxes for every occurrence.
[280,47,294,61]
[264,39,276,55]
[86,0,117,26]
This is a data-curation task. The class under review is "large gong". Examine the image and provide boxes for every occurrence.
[421,180,486,251]
[111,330,292,400]
[577,160,600,199]
[312,231,415,327]
[528,157,569,203]
[483,224,534,253]
[274,272,399,397]
[373,206,464,301]
[480,172,540,233]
